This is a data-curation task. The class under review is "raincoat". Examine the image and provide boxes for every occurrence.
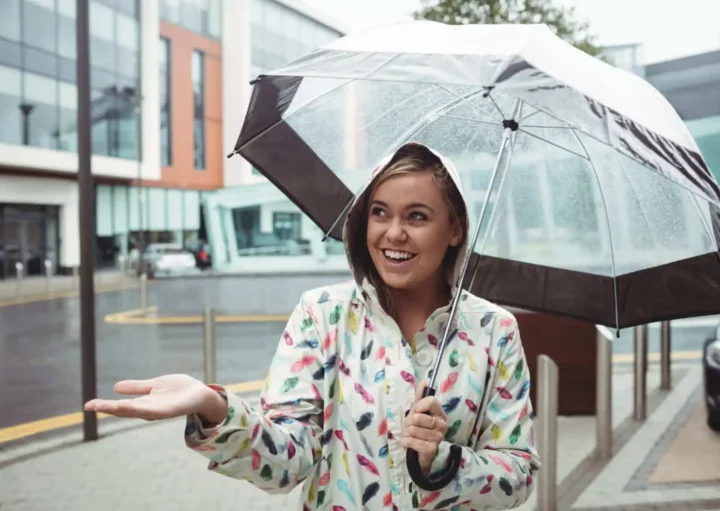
[185,143,540,510]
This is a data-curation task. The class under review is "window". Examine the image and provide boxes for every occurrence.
[273,212,301,241]
[159,37,172,166]
[192,50,205,170]
[159,0,221,39]
[0,0,21,42]
[0,65,22,146]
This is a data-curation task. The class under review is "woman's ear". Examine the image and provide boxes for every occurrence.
[448,219,463,247]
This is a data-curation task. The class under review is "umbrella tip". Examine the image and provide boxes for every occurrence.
[226,149,239,159]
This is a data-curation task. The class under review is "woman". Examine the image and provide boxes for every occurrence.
[85,142,540,510]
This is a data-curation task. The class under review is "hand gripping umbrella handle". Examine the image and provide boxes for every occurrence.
[406,386,462,491]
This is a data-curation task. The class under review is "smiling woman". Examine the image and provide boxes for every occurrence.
[348,146,467,335]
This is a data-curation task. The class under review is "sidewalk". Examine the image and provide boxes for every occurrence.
[0,270,138,301]
[0,362,717,510]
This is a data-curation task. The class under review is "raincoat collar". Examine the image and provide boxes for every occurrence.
[341,141,471,316]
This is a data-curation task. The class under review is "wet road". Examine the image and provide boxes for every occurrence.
[0,276,717,431]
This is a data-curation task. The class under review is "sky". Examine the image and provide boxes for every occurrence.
[300,0,720,64]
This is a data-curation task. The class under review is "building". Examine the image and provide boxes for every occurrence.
[0,0,345,278]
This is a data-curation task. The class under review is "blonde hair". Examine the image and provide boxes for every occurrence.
[346,145,468,316]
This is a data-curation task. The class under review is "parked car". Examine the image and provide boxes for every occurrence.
[140,243,197,278]
[704,320,720,431]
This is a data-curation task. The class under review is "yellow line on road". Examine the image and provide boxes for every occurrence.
[104,305,290,325]
[0,281,143,309]
[612,350,703,363]
[0,380,266,445]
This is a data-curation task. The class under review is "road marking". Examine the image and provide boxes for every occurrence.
[612,350,703,363]
[0,381,265,445]
[0,281,143,309]
[104,305,290,325]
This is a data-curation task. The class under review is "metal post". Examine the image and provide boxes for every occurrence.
[203,307,217,384]
[15,262,23,297]
[596,325,613,458]
[633,324,648,421]
[44,259,53,295]
[536,354,559,511]
[76,0,98,442]
[139,273,147,315]
[73,265,79,290]
[660,321,671,390]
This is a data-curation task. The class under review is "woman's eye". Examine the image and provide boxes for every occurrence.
[409,212,427,221]
[370,207,386,217]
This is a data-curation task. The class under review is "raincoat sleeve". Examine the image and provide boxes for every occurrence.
[414,316,540,510]
[184,295,325,494]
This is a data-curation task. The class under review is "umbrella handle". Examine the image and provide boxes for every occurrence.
[405,386,463,491]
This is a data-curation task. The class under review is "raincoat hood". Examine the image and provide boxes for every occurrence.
[341,142,471,307]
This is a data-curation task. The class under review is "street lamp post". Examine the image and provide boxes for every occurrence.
[122,87,144,274]
[76,0,98,441]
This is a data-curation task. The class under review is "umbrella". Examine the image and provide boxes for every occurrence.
[230,20,720,490]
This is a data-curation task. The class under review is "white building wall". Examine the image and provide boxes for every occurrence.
[0,175,79,268]
[221,0,253,188]
[139,0,161,182]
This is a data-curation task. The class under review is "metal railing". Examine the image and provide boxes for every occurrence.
[203,307,217,384]
[537,354,559,511]
[596,325,613,459]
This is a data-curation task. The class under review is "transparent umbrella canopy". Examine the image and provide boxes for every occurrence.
[233,24,720,331]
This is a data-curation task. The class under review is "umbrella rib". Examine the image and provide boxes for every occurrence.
[436,84,504,122]
[518,129,589,160]
[571,128,620,333]
[440,114,501,126]
[514,99,720,208]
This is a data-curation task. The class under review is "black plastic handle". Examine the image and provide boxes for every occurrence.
[405,386,463,491]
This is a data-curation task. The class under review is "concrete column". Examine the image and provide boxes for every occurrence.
[221,0,253,187]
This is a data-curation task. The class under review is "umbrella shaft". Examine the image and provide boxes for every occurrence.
[428,98,522,390]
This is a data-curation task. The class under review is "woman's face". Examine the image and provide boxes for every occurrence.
[366,171,462,293]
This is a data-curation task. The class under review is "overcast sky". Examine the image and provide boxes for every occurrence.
[300,0,720,64]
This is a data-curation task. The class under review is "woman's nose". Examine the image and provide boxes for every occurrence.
[385,219,407,242]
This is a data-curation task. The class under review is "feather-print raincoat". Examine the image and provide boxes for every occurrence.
[185,142,541,510]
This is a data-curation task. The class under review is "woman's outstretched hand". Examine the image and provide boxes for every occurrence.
[83,374,228,424]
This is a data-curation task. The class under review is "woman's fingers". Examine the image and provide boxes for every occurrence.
[113,379,156,396]
[401,436,437,455]
[413,396,446,420]
[403,423,445,443]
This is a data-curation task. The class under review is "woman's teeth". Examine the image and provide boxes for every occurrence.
[383,250,416,261]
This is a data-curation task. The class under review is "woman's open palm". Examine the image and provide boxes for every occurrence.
[84,374,223,422]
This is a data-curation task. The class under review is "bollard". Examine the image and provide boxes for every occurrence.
[633,324,648,421]
[203,307,217,384]
[117,254,127,274]
[596,325,613,459]
[536,354,559,511]
[15,262,23,297]
[139,273,148,315]
[660,321,671,390]
[73,266,79,290]
[44,259,53,295]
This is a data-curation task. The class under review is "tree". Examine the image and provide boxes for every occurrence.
[414,0,603,58]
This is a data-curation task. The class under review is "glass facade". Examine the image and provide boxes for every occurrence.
[250,0,342,79]
[159,0,221,39]
[688,115,720,182]
[192,49,205,170]
[95,184,207,268]
[0,204,59,279]
[0,0,141,159]
[159,36,171,166]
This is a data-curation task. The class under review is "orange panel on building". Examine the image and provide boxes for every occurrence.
[157,21,223,191]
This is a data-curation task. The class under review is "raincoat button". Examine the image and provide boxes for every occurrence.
[416,352,431,366]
